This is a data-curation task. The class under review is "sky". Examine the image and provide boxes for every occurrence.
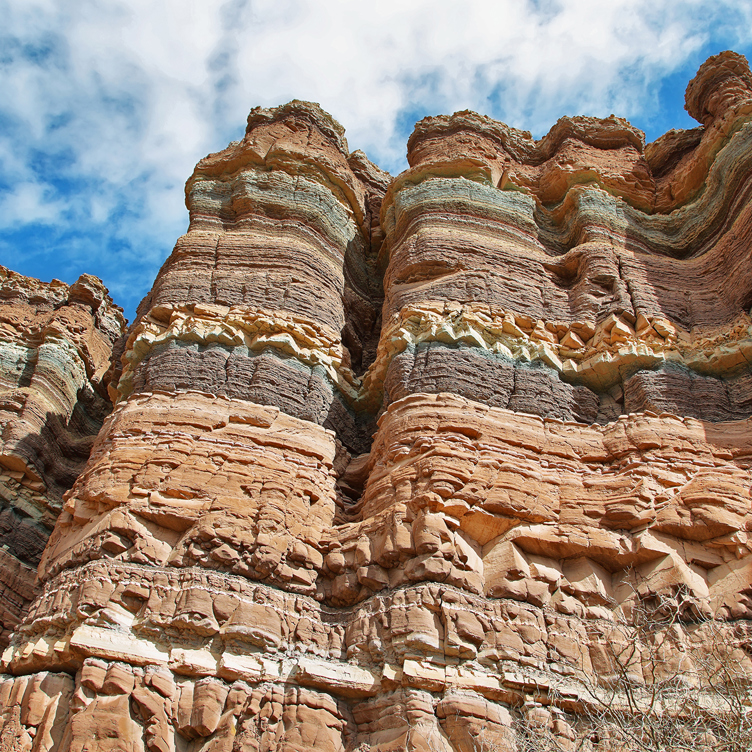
[2,0,752,323]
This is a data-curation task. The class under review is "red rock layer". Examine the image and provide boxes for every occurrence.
[2,52,752,751]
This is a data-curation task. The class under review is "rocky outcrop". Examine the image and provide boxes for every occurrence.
[112,101,389,455]
[1,51,752,750]
[377,52,752,427]
[0,268,124,646]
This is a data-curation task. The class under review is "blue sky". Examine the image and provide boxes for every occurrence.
[2,0,752,322]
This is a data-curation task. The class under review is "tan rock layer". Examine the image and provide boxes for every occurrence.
[10,376,743,747]
[0,661,515,752]
[38,391,337,593]
[4,561,751,750]
[30,390,752,622]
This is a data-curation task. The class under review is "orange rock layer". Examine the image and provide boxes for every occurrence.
[1,51,752,751]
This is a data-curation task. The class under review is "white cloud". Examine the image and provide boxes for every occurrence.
[0,181,67,228]
[1,0,752,317]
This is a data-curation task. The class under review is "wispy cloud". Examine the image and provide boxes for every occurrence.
[1,0,752,319]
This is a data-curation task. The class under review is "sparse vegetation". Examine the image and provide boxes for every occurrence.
[505,588,752,752]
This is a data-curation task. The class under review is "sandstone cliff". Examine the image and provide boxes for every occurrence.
[0,51,751,751]
[0,268,124,646]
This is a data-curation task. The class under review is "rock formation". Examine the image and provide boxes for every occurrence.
[0,50,751,750]
[0,268,124,646]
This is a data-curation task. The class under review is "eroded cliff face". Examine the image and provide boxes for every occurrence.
[1,51,752,751]
[0,268,125,646]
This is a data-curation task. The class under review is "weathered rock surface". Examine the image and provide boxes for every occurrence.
[1,51,752,750]
[112,101,388,455]
[0,267,124,646]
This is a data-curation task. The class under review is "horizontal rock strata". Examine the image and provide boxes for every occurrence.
[114,101,389,456]
[38,391,337,591]
[0,268,124,646]
[2,51,752,751]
